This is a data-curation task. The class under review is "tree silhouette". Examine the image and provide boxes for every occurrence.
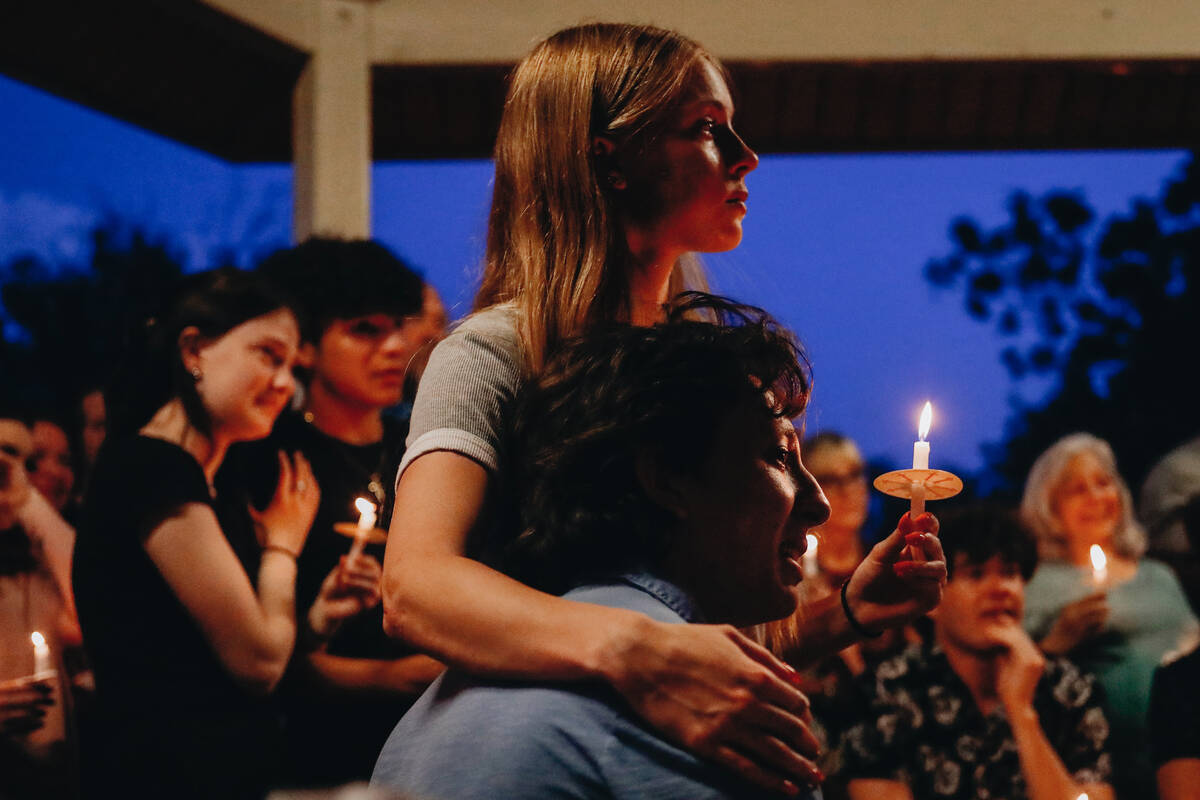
[927,153,1200,496]
[0,218,188,412]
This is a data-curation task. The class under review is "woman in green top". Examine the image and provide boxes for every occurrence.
[1021,432,1199,798]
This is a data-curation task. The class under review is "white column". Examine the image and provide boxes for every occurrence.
[292,0,371,240]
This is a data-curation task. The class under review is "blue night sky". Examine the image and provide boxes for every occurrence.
[0,73,1186,478]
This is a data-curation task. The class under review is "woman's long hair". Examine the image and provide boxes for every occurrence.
[106,267,296,440]
[475,23,716,372]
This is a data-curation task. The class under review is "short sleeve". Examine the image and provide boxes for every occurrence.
[1148,649,1200,767]
[1040,658,1113,784]
[95,437,212,543]
[396,306,522,485]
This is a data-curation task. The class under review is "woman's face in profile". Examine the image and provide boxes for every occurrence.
[1051,452,1122,546]
[619,60,759,261]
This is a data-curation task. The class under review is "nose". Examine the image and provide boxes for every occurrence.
[719,128,758,178]
[271,364,294,394]
[379,326,412,358]
[794,461,832,528]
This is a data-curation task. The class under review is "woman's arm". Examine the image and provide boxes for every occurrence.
[144,451,318,694]
[144,504,301,694]
[383,451,823,793]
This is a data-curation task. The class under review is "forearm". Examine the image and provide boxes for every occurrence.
[301,652,444,697]
[384,551,652,683]
[242,549,300,689]
[784,592,863,668]
[1008,707,1112,800]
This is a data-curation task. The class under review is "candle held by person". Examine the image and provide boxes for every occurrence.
[910,402,933,517]
[1089,544,1108,587]
[347,497,376,564]
[803,534,820,579]
[30,631,51,677]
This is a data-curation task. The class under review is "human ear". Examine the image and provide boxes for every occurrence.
[295,341,317,370]
[591,135,626,190]
[635,447,689,521]
[177,326,205,374]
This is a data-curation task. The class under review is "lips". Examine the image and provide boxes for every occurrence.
[778,541,804,583]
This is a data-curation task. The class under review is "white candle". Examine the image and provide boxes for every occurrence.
[347,497,376,564]
[803,534,820,579]
[30,631,51,676]
[912,402,932,470]
[910,402,932,517]
[1089,545,1108,587]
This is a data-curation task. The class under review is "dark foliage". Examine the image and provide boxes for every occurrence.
[0,218,189,411]
[926,153,1200,496]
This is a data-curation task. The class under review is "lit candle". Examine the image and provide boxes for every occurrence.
[910,402,932,517]
[912,402,932,470]
[803,534,820,579]
[1089,544,1108,587]
[30,631,51,676]
[1076,794,1089,800]
[347,497,376,564]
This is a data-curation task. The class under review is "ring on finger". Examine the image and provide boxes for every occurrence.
[295,480,308,492]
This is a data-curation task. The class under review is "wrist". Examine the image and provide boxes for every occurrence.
[263,543,299,560]
[595,608,659,687]
[841,580,883,638]
[1004,703,1039,729]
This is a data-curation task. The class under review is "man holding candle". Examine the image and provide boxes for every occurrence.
[838,505,1113,800]
[219,238,444,787]
[373,296,947,799]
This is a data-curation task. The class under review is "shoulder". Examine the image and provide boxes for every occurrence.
[375,673,616,799]
[95,435,205,491]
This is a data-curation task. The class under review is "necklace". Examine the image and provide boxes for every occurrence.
[302,411,392,505]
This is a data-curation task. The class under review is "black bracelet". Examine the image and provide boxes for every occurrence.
[841,580,882,638]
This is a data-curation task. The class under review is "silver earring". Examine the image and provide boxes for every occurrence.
[190,366,202,382]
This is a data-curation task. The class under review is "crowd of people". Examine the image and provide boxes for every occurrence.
[2,20,1199,800]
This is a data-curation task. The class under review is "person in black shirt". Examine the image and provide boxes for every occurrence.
[73,268,379,799]
[225,239,444,787]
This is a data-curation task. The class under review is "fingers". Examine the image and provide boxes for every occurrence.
[872,525,909,561]
[276,450,293,493]
[713,730,823,795]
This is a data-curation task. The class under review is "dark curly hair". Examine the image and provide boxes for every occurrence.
[256,237,425,344]
[504,292,811,595]
[937,503,1039,582]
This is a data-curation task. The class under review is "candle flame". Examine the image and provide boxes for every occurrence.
[918,402,932,441]
[30,631,45,648]
[354,497,376,515]
[1076,794,1089,800]
[1089,545,1107,572]
[806,533,818,552]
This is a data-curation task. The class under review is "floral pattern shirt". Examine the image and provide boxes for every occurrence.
[837,644,1111,799]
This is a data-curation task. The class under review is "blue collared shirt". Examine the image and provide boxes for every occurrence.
[371,573,821,799]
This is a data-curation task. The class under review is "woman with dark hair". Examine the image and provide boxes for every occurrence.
[72,268,380,799]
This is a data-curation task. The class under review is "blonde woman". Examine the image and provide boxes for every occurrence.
[1021,432,1199,798]
[383,23,942,794]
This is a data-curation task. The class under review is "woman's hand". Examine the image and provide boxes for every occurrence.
[248,451,319,557]
[610,619,823,795]
[308,554,383,641]
[1039,592,1108,656]
[844,512,946,634]
[0,677,53,738]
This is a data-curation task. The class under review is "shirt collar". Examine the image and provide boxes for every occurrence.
[620,571,706,624]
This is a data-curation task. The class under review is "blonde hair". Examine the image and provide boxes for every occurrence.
[1019,432,1147,561]
[475,23,716,372]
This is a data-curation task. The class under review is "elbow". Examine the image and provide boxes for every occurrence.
[226,649,290,695]
[381,559,419,642]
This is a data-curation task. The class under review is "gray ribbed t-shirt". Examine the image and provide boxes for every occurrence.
[396,303,522,486]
